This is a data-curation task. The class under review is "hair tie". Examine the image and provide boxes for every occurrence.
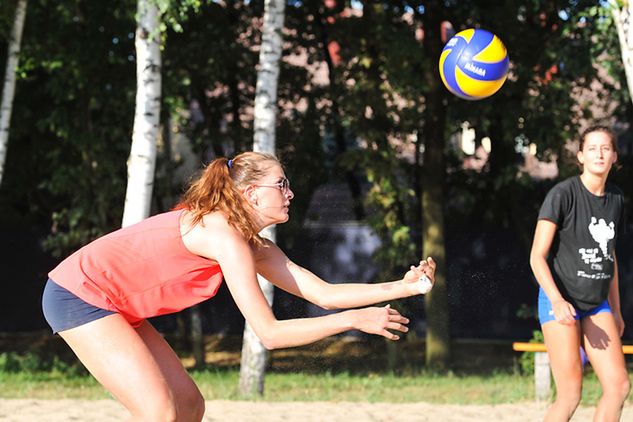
[227,159,233,169]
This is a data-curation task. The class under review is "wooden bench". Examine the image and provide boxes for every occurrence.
[512,342,633,401]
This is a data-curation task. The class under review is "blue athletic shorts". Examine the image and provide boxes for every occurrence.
[538,287,611,325]
[42,278,115,334]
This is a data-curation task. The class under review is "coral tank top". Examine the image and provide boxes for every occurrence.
[48,210,224,325]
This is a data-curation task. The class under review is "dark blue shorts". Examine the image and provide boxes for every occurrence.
[42,279,115,334]
[538,287,611,325]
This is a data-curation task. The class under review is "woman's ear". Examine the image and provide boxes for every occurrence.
[243,186,258,205]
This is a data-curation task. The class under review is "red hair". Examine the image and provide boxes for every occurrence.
[177,152,280,245]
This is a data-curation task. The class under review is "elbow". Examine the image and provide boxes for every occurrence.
[252,331,277,350]
[309,286,341,310]
[260,338,278,350]
[318,301,337,311]
[259,334,290,350]
[314,297,339,311]
[529,252,541,272]
[254,324,284,350]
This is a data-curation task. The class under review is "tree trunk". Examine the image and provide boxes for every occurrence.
[611,1,633,107]
[190,305,204,369]
[420,1,450,370]
[238,226,276,397]
[121,0,161,227]
[238,0,285,397]
[0,0,27,186]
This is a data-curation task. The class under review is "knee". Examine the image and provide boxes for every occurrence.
[131,399,179,422]
[555,386,582,411]
[164,387,204,421]
[134,390,204,422]
[180,389,205,421]
[605,376,631,403]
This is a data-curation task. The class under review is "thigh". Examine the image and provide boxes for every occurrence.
[59,314,199,414]
[581,312,628,385]
[542,320,583,388]
[134,320,202,402]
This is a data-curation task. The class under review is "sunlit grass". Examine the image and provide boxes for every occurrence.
[0,367,621,406]
[1,334,631,406]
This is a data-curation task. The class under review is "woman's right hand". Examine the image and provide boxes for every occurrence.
[350,305,409,340]
[551,298,577,325]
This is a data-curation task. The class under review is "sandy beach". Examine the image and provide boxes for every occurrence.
[1,399,632,421]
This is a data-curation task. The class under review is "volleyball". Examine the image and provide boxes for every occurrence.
[439,28,509,100]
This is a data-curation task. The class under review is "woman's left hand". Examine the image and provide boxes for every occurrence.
[403,257,436,295]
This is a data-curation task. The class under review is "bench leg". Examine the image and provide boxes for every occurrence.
[534,351,551,401]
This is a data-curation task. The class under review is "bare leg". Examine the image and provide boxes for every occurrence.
[582,312,630,422]
[59,315,204,421]
[542,320,583,422]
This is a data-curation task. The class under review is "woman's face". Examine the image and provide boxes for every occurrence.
[247,163,294,225]
[577,131,617,177]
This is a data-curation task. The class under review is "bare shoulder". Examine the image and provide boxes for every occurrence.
[252,238,284,260]
[180,211,249,261]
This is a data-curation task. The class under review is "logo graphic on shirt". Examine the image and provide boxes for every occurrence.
[577,216,614,279]
[587,216,615,262]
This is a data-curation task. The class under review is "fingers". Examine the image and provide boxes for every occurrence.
[379,306,409,340]
[382,329,401,341]
[416,257,437,282]
[385,321,408,333]
[554,301,576,325]
[385,305,400,315]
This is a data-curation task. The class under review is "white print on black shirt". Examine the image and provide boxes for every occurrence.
[588,217,615,261]
[577,216,615,280]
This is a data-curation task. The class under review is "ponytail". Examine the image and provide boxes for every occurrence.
[177,152,280,245]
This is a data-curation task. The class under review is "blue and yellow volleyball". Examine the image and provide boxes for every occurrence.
[439,28,509,100]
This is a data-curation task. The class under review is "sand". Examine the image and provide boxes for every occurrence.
[1,399,633,421]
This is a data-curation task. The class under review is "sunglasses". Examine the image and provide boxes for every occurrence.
[254,177,291,193]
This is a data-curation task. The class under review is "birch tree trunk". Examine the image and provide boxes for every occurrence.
[611,1,633,106]
[0,0,28,186]
[121,0,161,227]
[238,0,285,397]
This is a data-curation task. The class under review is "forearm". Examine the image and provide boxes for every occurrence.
[319,280,413,310]
[530,255,563,302]
[256,311,356,349]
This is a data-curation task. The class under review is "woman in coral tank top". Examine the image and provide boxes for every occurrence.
[42,151,436,421]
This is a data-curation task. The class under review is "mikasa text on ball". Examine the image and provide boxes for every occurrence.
[439,28,509,100]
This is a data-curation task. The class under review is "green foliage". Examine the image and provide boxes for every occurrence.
[1,0,136,256]
[0,352,87,376]
[1,0,632,338]
[321,3,424,279]
[350,149,418,277]
[518,330,545,375]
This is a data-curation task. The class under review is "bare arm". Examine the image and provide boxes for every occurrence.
[183,216,410,349]
[529,219,576,324]
[609,252,625,336]
[254,240,436,310]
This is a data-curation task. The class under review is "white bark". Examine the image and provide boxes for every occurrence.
[239,0,285,397]
[611,1,633,106]
[238,226,276,396]
[121,0,162,227]
[0,0,28,186]
[253,0,285,149]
